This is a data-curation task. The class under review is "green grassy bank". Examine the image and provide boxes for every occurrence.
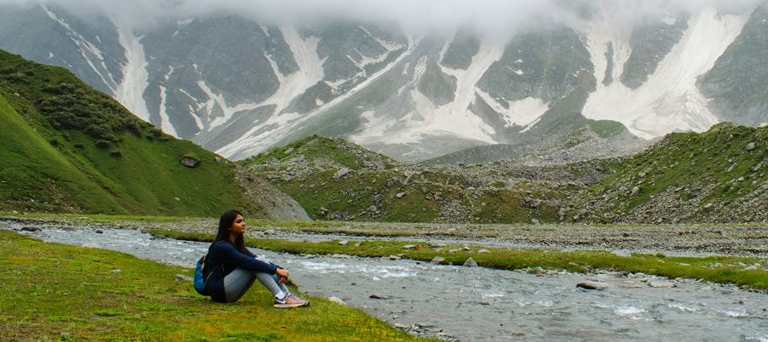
[0,230,432,342]
[150,230,768,292]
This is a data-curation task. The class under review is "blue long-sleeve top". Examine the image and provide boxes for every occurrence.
[204,240,278,302]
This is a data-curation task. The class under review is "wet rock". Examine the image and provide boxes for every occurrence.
[648,281,677,288]
[577,281,608,290]
[21,226,41,232]
[328,296,347,305]
[619,280,644,289]
[389,255,401,260]
[95,229,104,234]
[431,257,445,264]
[463,257,478,267]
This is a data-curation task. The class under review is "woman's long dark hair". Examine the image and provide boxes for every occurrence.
[213,209,246,252]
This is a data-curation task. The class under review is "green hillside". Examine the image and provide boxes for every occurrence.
[241,135,609,224]
[575,123,768,223]
[0,50,253,216]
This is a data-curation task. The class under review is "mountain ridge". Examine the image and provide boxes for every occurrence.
[2,2,766,163]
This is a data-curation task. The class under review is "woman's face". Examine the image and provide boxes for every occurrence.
[230,214,246,235]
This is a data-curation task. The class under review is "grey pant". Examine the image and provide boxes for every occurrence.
[223,267,289,303]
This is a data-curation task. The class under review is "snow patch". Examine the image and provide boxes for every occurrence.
[157,86,179,137]
[42,5,118,91]
[352,38,505,146]
[506,66,524,75]
[358,26,403,52]
[476,90,548,127]
[200,81,260,129]
[115,26,151,121]
[217,36,416,158]
[583,7,751,139]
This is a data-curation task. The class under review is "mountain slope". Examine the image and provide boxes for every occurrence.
[574,123,768,223]
[0,49,257,216]
[242,135,612,223]
[0,2,766,163]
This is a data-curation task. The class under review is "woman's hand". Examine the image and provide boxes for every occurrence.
[276,268,290,284]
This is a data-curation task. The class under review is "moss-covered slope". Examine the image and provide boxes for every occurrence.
[575,123,768,223]
[0,49,253,216]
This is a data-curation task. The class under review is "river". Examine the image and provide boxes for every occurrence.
[5,223,768,342]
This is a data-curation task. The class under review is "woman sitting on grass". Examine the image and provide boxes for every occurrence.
[203,209,309,308]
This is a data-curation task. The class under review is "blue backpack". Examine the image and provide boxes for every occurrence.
[193,254,210,295]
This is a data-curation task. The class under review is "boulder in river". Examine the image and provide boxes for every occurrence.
[577,281,608,290]
[648,281,677,288]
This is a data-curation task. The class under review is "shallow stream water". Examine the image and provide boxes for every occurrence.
[6,224,768,342]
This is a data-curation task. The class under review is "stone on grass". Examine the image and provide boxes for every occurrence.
[333,168,350,180]
[463,257,478,267]
[431,256,445,264]
[328,297,347,306]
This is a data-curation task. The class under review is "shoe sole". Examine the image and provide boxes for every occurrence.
[273,302,310,308]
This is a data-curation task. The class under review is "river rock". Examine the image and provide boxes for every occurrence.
[338,240,349,245]
[389,255,401,260]
[463,257,478,267]
[328,296,347,306]
[577,281,608,290]
[431,257,445,264]
[648,281,677,288]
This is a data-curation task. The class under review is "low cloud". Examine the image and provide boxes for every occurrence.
[1,0,764,34]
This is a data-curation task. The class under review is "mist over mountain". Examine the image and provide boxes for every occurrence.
[1,0,766,162]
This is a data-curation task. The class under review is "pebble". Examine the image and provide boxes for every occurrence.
[328,296,347,305]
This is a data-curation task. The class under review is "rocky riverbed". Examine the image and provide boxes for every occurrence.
[7,216,767,256]
[3,216,768,341]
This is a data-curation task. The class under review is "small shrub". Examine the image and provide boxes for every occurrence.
[95,140,111,149]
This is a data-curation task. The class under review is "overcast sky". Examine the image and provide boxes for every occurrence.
[0,0,763,34]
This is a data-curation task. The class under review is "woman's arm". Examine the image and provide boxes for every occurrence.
[214,242,278,274]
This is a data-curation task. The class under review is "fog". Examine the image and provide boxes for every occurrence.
[0,0,764,34]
